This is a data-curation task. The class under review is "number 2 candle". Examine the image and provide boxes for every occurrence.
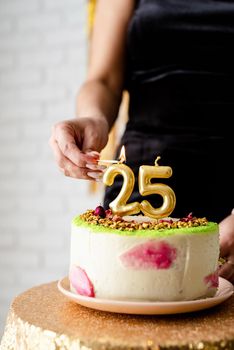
[102,146,140,216]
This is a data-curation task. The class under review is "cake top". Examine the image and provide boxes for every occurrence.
[73,206,218,237]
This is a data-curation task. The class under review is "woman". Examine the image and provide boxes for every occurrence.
[49,0,234,282]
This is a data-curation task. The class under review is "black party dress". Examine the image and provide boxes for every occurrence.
[104,0,234,222]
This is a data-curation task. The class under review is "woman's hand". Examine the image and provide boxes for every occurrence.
[218,213,234,283]
[49,117,109,180]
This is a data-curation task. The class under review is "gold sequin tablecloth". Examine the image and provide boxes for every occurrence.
[1,281,234,350]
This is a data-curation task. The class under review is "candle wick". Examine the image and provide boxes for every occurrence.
[155,156,161,166]
[118,156,126,164]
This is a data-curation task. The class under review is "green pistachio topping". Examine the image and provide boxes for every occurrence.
[72,209,218,238]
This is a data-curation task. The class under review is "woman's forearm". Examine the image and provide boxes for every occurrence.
[76,79,123,131]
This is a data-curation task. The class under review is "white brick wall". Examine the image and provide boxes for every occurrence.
[0,0,103,337]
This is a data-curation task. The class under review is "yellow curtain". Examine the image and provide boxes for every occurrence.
[87,0,129,193]
[87,0,96,38]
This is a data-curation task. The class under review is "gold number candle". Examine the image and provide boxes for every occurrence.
[103,163,140,216]
[138,156,176,219]
[102,146,140,216]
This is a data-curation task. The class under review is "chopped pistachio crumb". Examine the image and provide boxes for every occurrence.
[79,210,208,232]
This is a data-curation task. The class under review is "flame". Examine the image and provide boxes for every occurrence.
[118,145,126,163]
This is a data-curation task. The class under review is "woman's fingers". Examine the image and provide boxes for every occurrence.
[219,260,234,283]
[49,118,110,181]
[86,163,106,171]
[87,171,104,182]
[50,137,101,180]
[53,124,98,167]
[218,214,234,283]
[219,236,230,260]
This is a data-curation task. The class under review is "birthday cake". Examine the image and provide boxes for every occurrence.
[69,208,219,301]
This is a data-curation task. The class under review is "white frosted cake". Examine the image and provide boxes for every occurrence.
[69,207,219,301]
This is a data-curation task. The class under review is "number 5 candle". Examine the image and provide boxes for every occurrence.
[138,156,176,219]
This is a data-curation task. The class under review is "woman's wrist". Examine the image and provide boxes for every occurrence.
[76,114,110,131]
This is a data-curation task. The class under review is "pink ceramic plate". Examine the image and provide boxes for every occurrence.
[57,277,233,315]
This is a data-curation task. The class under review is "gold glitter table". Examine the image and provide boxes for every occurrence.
[1,281,234,350]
